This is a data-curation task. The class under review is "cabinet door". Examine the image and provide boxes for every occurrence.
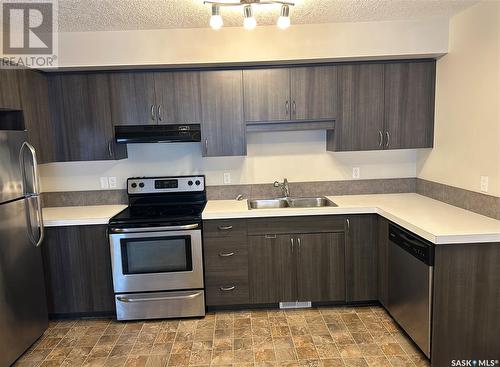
[200,70,246,156]
[243,68,290,122]
[109,72,156,125]
[49,74,122,161]
[327,64,385,151]
[248,234,295,303]
[41,225,115,315]
[291,66,338,120]
[384,61,436,149]
[18,70,56,163]
[174,71,202,124]
[297,232,345,302]
[0,68,22,109]
[345,215,378,302]
[153,72,176,124]
[377,216,389,308]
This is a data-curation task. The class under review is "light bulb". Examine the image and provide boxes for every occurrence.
[243,5,256,30]
[210,4,223,30]
[210,15,223,30]
[277,4,290,29]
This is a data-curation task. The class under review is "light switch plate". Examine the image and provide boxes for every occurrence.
[352,167,360,179]
[223,172,231,184]
[100,177,109,189]
[108,177,117,189]
[480,176,489,192]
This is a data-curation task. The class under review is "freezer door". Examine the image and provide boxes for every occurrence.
[0,198,48,367]
[0,130,27,204]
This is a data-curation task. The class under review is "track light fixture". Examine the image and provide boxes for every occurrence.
[204,0,294,30]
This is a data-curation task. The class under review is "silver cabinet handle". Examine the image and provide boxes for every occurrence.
[385,131,390,148]
[265,234,276,239]
[108,141,113,157]
[291,237,294,252]
[150,104,155,121]
[157,105,162,121]
[346,218,350,235]
[285,100,289,115]
[204,138,208,155]
[378,130,383,147]
[220,286,236,292]
[218,225,233,231]
[292,100,296,115]
[297,237,301,252]
[219,252,235,257]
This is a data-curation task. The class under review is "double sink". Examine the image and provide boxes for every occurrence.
[248,197,337,210]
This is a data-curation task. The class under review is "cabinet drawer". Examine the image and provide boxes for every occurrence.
[204,219,247,238]
[204,236,248,268]
[206,282,249,306]
[247,215,345,235]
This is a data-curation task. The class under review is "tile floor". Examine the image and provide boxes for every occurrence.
[14,306,430,367]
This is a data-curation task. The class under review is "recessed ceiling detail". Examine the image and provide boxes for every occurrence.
[57,0,478,33]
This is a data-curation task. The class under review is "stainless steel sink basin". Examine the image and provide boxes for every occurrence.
[248,197,337,210]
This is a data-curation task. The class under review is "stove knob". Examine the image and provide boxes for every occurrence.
[188,180,193,186]
[139,182,145,188]
[195,180,201,186]
[131,183,137,188]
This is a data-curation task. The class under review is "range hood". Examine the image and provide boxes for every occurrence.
[115,124,201,144]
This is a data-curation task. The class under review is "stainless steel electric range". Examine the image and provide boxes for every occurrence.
[108,176,206,321]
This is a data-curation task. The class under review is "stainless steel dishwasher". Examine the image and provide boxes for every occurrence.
[387,224,434,358]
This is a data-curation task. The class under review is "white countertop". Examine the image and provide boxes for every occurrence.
[43,205,127,227]
[202,193,500,245]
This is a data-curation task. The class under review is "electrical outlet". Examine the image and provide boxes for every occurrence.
[223,172,231,184]
[108,177,117,189]
[480,176,489,192]
[352,167,360,179]
[99,177,109,189]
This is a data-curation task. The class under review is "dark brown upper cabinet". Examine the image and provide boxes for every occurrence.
[18,70,57,164]
[384,61,436,149]
[109,71,201,126]
[327,63,385,151]
[0,68,22,110]
[327,61,436,152]
[49,73,127,162]
[243,66,338,124]
[200,70,246,157]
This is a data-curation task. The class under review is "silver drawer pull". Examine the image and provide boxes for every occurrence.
[220,286,236,292]
[218,225,233,231]
[219,252,235,257]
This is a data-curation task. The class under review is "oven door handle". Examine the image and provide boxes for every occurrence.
[116,291,203,303]
[110,223,199,233]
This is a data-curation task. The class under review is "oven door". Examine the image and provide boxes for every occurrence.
[109,227,203,293]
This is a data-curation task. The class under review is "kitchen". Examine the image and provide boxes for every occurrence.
[0,1,499,367]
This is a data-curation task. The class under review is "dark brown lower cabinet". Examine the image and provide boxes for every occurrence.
[345,215,378,301]
[248,232,345,304]
[431,243,500,366]
[377,216,389,308]
[41,225,115,316]
[297,232,345,302]
[248,234,295,304]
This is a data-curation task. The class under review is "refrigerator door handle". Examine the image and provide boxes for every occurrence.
[19,142,44,247]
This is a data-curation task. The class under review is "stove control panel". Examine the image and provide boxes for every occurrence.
[128,176,205,194]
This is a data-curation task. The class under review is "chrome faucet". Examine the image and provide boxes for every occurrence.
[273,178,290,197]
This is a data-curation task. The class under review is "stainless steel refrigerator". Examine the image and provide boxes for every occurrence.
[0,130,48,367]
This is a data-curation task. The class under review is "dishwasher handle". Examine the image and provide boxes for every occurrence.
[389,224,434,266]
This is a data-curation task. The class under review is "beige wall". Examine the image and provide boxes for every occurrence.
[417,1,500,197]
[51,19,449,69]
[39,131,418,192]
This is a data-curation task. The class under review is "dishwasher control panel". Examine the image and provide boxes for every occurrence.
[389,224,434,266]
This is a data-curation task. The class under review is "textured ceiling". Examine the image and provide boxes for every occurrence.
[57,0,477,32]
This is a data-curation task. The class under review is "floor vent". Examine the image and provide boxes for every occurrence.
[279,301,312,309]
